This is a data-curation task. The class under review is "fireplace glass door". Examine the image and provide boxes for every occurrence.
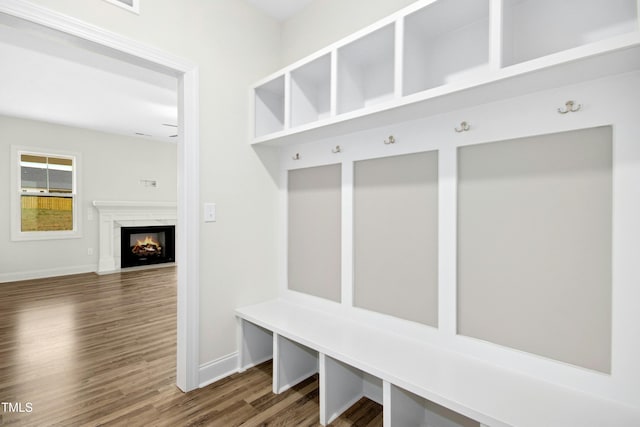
[121,225,175,268]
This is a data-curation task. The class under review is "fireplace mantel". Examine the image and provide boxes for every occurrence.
[93,200,177,274]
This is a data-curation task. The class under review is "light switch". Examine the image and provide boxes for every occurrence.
[204,203,216,222]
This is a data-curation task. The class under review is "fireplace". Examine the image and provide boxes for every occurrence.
[121,225,175,268]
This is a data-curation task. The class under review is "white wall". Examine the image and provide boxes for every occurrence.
[0,115,177,281]
[281,0,417,64]
[22,0,283,373]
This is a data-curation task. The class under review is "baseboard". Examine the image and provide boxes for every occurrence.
[199,352,239,388]
[0,264,96,283]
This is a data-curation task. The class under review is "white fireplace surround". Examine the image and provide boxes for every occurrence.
[93,200,177,274]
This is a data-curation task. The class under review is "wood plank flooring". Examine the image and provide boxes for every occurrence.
[0,268,382,426]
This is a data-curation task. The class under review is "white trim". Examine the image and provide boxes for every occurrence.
[177,67,200,392]
[0,0,200,392]
[102,0,140,15]
[93,200,177,208]
[198,353,239,388]
[0,264,96,284]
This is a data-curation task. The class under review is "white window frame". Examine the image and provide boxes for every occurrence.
[102,0,140,15]
[11,145,82,241]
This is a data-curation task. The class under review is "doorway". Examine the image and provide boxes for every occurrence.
[0,0,199,392]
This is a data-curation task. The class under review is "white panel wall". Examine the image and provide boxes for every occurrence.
[457,126,613,373]
[288,164,342,302]
[354,151,439,326]
[278,71,640,408]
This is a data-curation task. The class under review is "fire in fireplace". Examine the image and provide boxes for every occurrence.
[132,235,163,257]
[121,225,175,268]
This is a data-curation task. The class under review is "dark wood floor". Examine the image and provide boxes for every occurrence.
[0,268,382,426]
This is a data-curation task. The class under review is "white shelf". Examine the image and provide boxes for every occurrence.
[403,0,491,96]
[290,53,331,127]
[254,75,285,138]
[502,0,638,67]
[337,23,396,114]
[249,0,640,145]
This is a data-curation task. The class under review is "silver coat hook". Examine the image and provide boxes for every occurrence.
[455,121,470,132]
[292,153,300,160]
[558,100,582,114]
[332,145,342,153]
[384,135,396,145]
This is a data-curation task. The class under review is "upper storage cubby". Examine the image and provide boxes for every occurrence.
[290,54,331,128]
[403,0,490,96]
[337,24,395,114]
[254,75,285,138]
[250,0,640,144]
[502,0,638,66]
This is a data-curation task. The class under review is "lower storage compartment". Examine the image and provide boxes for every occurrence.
[274,334,319,394]
[319,354,383,425]
[385,382,481,427]
[238,319,273,371]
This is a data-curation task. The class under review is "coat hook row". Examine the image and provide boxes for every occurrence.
[332,145,342,153]
[384,135,396,145]
[558,100,581,114]
[292,153,300,160]
[455,121,470,133]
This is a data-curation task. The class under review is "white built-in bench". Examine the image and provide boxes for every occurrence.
[236,299,640,427]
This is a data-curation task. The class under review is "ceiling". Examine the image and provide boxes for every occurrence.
[0,2,313,142]
[246,0,314,21]
[0,13,179,143]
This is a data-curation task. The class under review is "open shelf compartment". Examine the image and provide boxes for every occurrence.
[319,354,382,425]
[403,0,491,96]
[337,23,395,114]
[238,319,273,371]
[290,53,332,128]
[273,334,318,394]
[254,75,285,138]
[385,382,481,427]
[502,0,638,67]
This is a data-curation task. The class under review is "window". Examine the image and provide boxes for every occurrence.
[11,147,81,241]
[102,0,140,14]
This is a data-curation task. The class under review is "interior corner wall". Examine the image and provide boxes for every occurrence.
[0,115,177,280]
[16,0,283,372]
[281,0,418,64]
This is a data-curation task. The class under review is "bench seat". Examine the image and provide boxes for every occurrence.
[236,299,640,426]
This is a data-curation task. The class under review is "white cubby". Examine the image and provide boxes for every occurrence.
[319,354,382,425]
[337,24,395,114]
[238,319,273,371]
[254,75,285,138]
[273,333,318,394]
[290,54,332,128]
[403,0,491,95]
[250,0,640,145]
[502,0,638,66]
[385,382,480,427]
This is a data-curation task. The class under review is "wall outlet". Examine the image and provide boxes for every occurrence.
[87,248,94,256]
[140,179,158,188]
